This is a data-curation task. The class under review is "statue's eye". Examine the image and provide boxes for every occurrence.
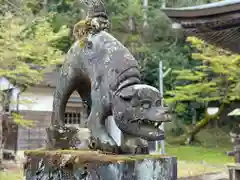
[131,99,140,107]
[141,101,151,109]
[156,100,161,107]
[121,96,132,102]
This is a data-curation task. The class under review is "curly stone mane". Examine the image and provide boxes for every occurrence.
[73,0,110,47]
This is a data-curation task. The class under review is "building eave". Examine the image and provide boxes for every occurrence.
[161,0,240,53]
[162,0,240,18]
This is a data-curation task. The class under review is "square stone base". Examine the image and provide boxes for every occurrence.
[24,150,177,180]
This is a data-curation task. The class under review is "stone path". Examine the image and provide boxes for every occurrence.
[178,160,228,180]
[179,172,228,180]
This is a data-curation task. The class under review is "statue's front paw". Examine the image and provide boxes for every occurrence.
[120,145,149,155]
[89,134,119,154]
[120,137,149,154]
[134,146,149,154]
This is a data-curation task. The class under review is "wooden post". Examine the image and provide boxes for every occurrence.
[0,113,3,170]
[227,129,240,180]
[228,131,240,163]
[228,165,240,180]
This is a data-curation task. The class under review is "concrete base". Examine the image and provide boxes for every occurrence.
[24,150,177,180]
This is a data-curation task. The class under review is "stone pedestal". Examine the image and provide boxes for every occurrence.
[24,150,177,180]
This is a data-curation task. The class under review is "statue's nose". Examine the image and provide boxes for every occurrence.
[156,110,167,117]
[155,107,171,121]
[157,107,170,114]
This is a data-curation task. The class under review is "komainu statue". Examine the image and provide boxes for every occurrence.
[50,0,171,154]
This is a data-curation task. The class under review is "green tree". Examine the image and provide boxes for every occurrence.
[0,1,68,167]
[166,37,240,144]
[0,13,67,88]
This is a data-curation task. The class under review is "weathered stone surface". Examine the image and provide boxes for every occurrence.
[51,0,171,154]
[24,150,177,180]
[46,126,91,150]
[46,125,82,150]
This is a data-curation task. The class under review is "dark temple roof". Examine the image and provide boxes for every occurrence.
[39,71,58,88]
[162,0,240,53]
[30,65,59,88]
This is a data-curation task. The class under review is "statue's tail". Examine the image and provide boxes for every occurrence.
[74,0,110,40]
[80,0,108,19]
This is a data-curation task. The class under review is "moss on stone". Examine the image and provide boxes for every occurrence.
[24,149,170,167]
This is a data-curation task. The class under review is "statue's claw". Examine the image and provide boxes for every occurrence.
[89,135,119,154]
[120,145,149,155]
[119,137,149,155]
[134,146,149,154]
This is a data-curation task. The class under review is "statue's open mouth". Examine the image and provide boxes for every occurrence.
[121,117,171,141]
[116,111,171,141]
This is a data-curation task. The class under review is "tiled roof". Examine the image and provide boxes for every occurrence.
[162,0,240,53]
[38,71,59,88]
[162,0,240,17]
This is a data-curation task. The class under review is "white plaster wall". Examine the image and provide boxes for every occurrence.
[19,87,54,112]
[13,81,123,146]
[0,78,53,112]
[18,88,81,112]
[0,77,14,90]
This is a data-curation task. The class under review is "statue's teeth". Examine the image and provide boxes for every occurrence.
[157,122,162,128]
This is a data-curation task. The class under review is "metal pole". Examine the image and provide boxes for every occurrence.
[161,0,166,8]
[156,61,166,154]
[43,0,48,13]
[143,0,148,27]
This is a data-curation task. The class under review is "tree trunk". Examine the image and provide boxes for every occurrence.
[184,117,210,145]
[192,108,197,126]
[184,104,224,145]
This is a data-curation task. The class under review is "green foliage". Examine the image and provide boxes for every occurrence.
[166,37,240,115]
[0,0,232,127]
[12,112,36,128]
[0,1,68,129]
[104,0,190,92]
[0,12,67,88]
